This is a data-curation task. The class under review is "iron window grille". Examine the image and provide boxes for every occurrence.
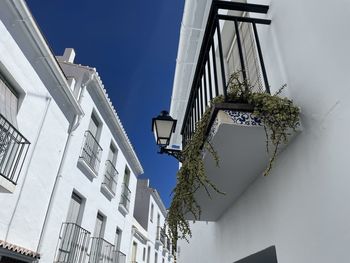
[119,183,131,211]
[80,130,103,174]
[102,160,118,195]
[55,222,91,263]
[89,237,115,263]
[0,113,30,185]
[156,226,166,246]
[114,251,126,263]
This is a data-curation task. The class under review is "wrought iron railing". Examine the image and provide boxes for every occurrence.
[0,114,30,185]
[156,226,165,246]
[102,160,118,195]
[180,1,271,146]
[55,222,91,263]
[80,130,103,174]
[119,183,131,211]
[114,251,126,263]
[89,237,115,263]
[166,238,171,252]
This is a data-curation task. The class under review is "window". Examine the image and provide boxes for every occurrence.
[107,143,118,164]
[131,242,138,262]
[88,112,101,139]
[66,192,83,224]
[143,247,146,261]
[0,74,29,187]
[115,228,122,251]
[150,203,154,222]
[147,246,151,263]
[80,112,103,174]
[123,166,130,186]
[0,74,18,127]
[93,212,105,238]
[154,252,158,263]
[56,192,89,262]
[120,165,131,211]
[103,143,118,195]
[226,20,264,92]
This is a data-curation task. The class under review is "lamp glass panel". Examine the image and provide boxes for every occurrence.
[155,119,174,143]
[159,138,168,145]
[153,123,158,142]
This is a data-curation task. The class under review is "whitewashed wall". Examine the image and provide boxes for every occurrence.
[176,0,350,262]
[38,72,139,262]
[0,18,71,254]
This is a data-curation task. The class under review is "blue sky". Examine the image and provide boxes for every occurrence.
[27,1,184,207]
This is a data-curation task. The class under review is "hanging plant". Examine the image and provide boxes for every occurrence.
[167,72,300,255]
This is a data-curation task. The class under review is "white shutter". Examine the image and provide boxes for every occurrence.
[0,78,18,128]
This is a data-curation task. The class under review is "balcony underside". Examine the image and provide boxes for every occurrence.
[0,176,16,193]
[185,105,298,221]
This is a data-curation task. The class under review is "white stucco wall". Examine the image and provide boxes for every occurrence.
[175,0,350,262]
[38,74,140,262]
[133,180,174,263]
[0,18,71,254]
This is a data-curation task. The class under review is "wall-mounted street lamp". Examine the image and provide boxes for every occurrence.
[152,111,183,162]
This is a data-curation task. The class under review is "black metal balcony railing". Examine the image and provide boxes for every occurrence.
[166,238,171,252]
[119,183,131,211]
[114,251,126,263]
[102,160,118,195]
[80,130,103,174]
[156,226,166,246]
[0,114,30,185]
[55,222,91,263]
[180,1,271,146]
[89,237,115,263]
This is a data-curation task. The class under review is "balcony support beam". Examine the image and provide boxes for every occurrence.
[214,0,270,14]
[217,14,271,25]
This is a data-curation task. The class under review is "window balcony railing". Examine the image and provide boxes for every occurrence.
[114,251,126,263]
[156,226,165,246]
[80,130,103,175]
[0,114,30,186]
[102,160,118,196]
[89,237,115,263]
[166,238,171,252]
[55,222,91,263]
[119,183,131,211]
[180,1,271,147]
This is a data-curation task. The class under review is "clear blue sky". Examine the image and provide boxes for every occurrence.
[26,0,185,207]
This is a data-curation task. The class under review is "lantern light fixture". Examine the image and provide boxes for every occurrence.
[152,111,183,161]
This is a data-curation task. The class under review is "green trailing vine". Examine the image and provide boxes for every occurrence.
[168,72,300,255]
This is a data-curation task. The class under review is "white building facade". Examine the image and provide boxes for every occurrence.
[168,0,350,263]
[132,179,174,263]
[0,0,83,262]
[0,1,158,263]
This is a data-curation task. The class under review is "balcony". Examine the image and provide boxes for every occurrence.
[78,130,103,179]
[156,226,165,246]
[89,237,115,263]
[172,2,297,220]
[101,160,118,199]
[118,183,131,215]
[55,222,91,263]
[114,251,126,263]
[0,114,30,193]
[166,238,171,252]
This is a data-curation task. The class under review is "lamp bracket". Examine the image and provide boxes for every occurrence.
[158,147,183,162]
